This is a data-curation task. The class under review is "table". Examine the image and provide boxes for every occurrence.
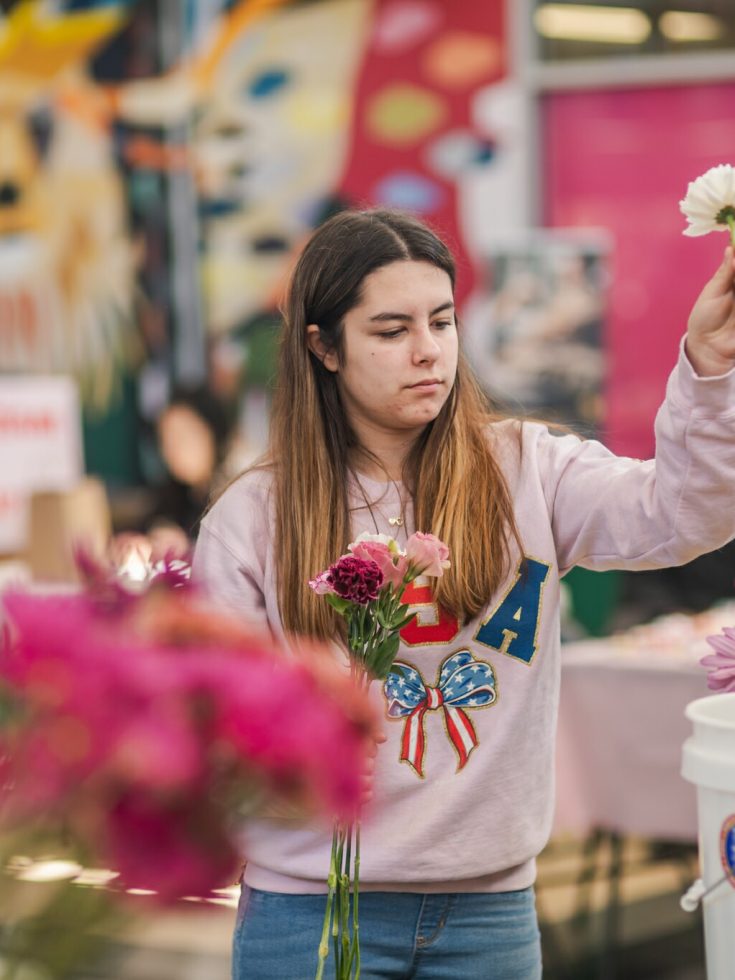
[548,606,735,979]
[554,604,735,842]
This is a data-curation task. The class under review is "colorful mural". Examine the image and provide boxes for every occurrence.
[339,0,508,308]
[0,0,514,482]
[0,0,139,410]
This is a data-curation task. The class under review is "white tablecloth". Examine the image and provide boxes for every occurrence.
[554,604,735,842]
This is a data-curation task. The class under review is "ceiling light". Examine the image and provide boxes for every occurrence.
[535,4,652,45]
[659,11,725,42]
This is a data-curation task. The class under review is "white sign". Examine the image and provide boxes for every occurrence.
[0,376,84,552]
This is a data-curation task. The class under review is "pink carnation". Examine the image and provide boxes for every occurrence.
[405,532,450,578]
[327,555,383,605]
[308,569,335,595]
[349,538,408,589]
[702,627,735,693]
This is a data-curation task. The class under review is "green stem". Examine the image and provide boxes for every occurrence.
[340,827,352,970]
[333,826,345,975]
[351,821,362,978]
[333,899,340,974]
[315,826,341,980]
[727,213,735,248]
[358,606,368,667]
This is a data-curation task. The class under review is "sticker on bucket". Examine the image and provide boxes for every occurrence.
[720,814,735,887]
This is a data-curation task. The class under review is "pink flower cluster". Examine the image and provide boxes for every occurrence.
[0,589,376,903]
[702,627,735,693]
[309,532,450,604]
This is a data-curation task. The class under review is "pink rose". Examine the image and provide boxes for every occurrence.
[349,536,408,589]
[405,532,450,578]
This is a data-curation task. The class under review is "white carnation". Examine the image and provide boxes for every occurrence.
[349,530,404,555]
[350,531,394,546]
[680,164,735,239]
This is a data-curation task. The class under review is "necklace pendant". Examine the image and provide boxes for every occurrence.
[388,516,403,527]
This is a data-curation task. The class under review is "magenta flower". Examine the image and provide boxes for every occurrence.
[329,555,383,603]
[323,555,383,605]
[702,627,735,693]
[405,532,450,578]
[105,792,238,902]
[0,589,377,903]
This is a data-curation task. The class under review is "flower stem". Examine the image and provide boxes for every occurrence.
[340,827,352,969]
[315,826,340,980]
[727,213,735,248]
[334,826,345,975]
[351,821,362,978]
[317,669,370,978]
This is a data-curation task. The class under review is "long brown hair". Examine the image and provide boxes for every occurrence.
[267,209,521,640]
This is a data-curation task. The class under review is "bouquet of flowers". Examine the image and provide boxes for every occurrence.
[308,531,450,979]
[0,557,377,978]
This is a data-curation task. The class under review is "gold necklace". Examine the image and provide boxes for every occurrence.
[350,471,407,533]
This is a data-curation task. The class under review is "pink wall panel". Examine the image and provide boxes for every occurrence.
[544,83,735,456]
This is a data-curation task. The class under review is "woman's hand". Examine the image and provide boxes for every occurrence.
[686,245,735,377]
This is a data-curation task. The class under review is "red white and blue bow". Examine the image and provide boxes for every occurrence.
[384,650,496,777]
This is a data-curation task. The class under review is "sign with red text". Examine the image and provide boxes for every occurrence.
[0,377,83,553]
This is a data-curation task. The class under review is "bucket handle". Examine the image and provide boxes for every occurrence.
[680,874,730,912]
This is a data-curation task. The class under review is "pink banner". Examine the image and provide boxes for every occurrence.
[544,83,735,456]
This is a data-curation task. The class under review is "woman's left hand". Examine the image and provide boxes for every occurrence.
[686,245,735,377]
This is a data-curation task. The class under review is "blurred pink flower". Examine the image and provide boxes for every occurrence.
[105,792,238,901]
[0,588,377,902]
[405,532,450,578]
[702,627,735,693]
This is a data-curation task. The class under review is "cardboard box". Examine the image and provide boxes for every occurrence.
[28,478,111,584]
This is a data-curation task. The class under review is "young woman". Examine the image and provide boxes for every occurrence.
[193,209,735,979]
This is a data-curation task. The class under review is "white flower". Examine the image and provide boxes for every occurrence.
[680,164,735,240]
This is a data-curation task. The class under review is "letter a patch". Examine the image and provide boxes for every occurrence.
[474,557,549,664]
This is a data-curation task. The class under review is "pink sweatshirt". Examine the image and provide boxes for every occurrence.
[193,340,735,894]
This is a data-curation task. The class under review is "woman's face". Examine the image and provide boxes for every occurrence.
[312,260,459,452]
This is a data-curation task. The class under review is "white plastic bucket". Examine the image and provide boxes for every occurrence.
[681,692,735,980]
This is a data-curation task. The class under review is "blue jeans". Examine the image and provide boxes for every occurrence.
[232,886,543,979]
